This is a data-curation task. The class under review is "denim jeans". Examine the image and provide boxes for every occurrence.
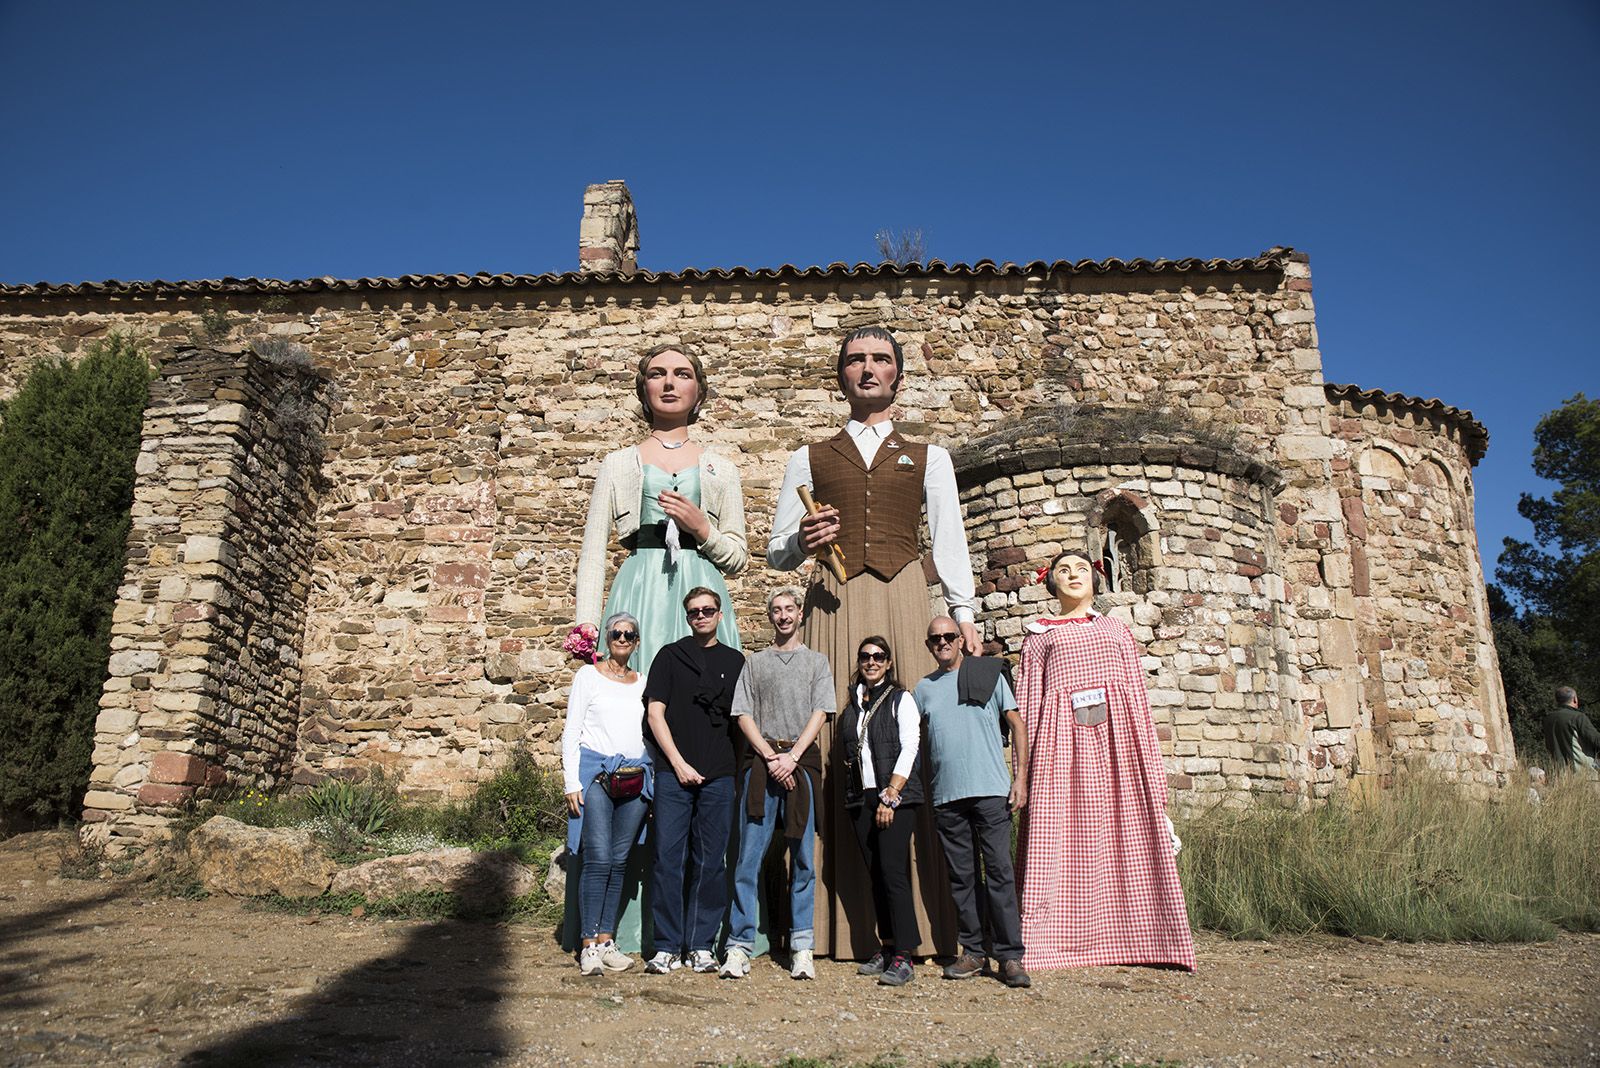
[578,780,649,941]
[651,771,735,955]
[727,767,817,953]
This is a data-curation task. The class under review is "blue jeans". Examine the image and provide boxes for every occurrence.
[651,772,735,955]
[578,781,649,941]
[728,768,816,953]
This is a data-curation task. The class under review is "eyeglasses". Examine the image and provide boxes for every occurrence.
[857,650,890,664]
[685,605,719,619]
[925,632,960,646]
[608,630,638,643]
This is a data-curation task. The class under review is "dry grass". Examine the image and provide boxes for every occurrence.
[1178,772,1600,941]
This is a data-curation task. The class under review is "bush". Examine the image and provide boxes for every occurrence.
[430,750,566,855]
[0,336,150,825]
[1178,771,1600,941]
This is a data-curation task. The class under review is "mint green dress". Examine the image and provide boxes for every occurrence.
[563,463,742,955]
[602,465,741,673]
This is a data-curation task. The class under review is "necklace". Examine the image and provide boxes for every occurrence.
[599,660,633,681]
[651,432,689,450]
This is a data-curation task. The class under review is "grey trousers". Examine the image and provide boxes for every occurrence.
[933,795,1024,962]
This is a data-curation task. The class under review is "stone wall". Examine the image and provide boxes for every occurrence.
[1328,386,1509,790]
[0,249,1511,840]
[955,430,1301,804]
[81,343,329,845]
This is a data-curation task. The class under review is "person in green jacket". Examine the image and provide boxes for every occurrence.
[1543,686,1600,773]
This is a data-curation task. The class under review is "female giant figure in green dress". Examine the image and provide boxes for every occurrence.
[566,344,748,953]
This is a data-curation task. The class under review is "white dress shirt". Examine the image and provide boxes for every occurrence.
[767,420,976,623]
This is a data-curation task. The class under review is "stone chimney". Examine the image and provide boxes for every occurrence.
[578,180,639,275]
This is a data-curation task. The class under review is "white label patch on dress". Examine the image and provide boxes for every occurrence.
[1071,687,1108,726]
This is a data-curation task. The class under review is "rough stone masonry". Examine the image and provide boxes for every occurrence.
[0,182,1508,849]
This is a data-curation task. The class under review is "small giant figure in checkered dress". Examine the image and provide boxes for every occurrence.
[1016,549,1196,971]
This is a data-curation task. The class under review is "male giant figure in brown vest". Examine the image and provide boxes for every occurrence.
[768,325,977,962]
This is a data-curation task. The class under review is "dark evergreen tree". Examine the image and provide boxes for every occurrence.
[1493,393,1600,763]
[0,337,150,825]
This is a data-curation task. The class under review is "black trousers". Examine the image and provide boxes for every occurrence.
[848,803,920,955]
[934,795,1024,962]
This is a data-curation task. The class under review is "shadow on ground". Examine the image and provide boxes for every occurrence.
[181,857,516,1067]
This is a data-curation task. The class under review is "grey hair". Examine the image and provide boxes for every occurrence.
[601,611,641,640]
[767,586,806,611]
[1556,685,1579,706]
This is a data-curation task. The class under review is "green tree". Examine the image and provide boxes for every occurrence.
[1493,392,1600,762]
[0,336,150,825]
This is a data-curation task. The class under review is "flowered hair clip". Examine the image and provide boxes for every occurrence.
[562,623,599,664]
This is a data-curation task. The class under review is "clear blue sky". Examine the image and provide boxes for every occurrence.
[2,2,1594,575]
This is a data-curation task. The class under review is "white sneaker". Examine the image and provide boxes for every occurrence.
[644,951,681,974]
[579,943,604,977]
[596,940,632,972]
[790,949,815,980]
[687,949,718,973]
[719,946,751,978]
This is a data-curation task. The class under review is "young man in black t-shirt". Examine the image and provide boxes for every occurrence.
[644,586,745,973]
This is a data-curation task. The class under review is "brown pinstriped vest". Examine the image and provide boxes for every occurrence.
[808,430,928,581]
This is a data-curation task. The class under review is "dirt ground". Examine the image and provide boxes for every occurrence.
[1,832,1596,1067]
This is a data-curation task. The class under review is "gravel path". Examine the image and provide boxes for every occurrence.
[2,832,1596,1067]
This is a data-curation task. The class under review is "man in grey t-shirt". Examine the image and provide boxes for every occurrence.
[722,587,836,980]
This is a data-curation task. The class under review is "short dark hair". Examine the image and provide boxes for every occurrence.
[835,326,905,392]
[850,634,903,693]
[1045,549,1100,596]
[1556,685,1579,706]
[683,586,721,611]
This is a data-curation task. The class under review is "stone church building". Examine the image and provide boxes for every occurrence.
[0,182,1509,848]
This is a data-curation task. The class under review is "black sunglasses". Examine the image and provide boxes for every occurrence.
[608,629,638,643]
[686,605,718,619]
[857,650,890,663]
[925,632,960,646]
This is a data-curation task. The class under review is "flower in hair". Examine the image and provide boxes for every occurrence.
[1031,564,1050,586]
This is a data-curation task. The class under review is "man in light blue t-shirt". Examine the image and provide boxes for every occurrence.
[914,615,1031,988]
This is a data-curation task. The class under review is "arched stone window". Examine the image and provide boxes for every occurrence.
[1090,491,1158,596]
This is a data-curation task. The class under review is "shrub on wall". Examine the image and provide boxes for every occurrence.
[0,336,151,827]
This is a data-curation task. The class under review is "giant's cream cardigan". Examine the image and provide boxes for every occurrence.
[574,445,749,627]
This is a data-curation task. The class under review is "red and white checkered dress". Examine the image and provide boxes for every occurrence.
[1016,615,1196,971]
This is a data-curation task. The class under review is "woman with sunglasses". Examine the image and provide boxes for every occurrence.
[573,344,747,676]
[1015,550,1194,972]
[562,612,653,975]
[836,635,925,987]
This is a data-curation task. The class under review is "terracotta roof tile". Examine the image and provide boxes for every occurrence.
[1325,382,1488,463]
[0,250,1295,299]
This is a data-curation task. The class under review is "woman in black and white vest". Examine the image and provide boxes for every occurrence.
[835,634,925,987]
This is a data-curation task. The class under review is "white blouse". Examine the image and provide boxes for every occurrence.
[561,664,647,794]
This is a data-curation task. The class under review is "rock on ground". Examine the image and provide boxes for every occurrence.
[185,816,337,897]
[330,847,536,908]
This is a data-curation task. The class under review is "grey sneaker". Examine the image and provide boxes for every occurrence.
[579,943,604,977]
[719,946,751,978]
[790,949,815,980]
[687,949,718,973]
[644,951,680,974]
[857,949,889,976]
[877,953,915,987]
[596,940,632,972]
